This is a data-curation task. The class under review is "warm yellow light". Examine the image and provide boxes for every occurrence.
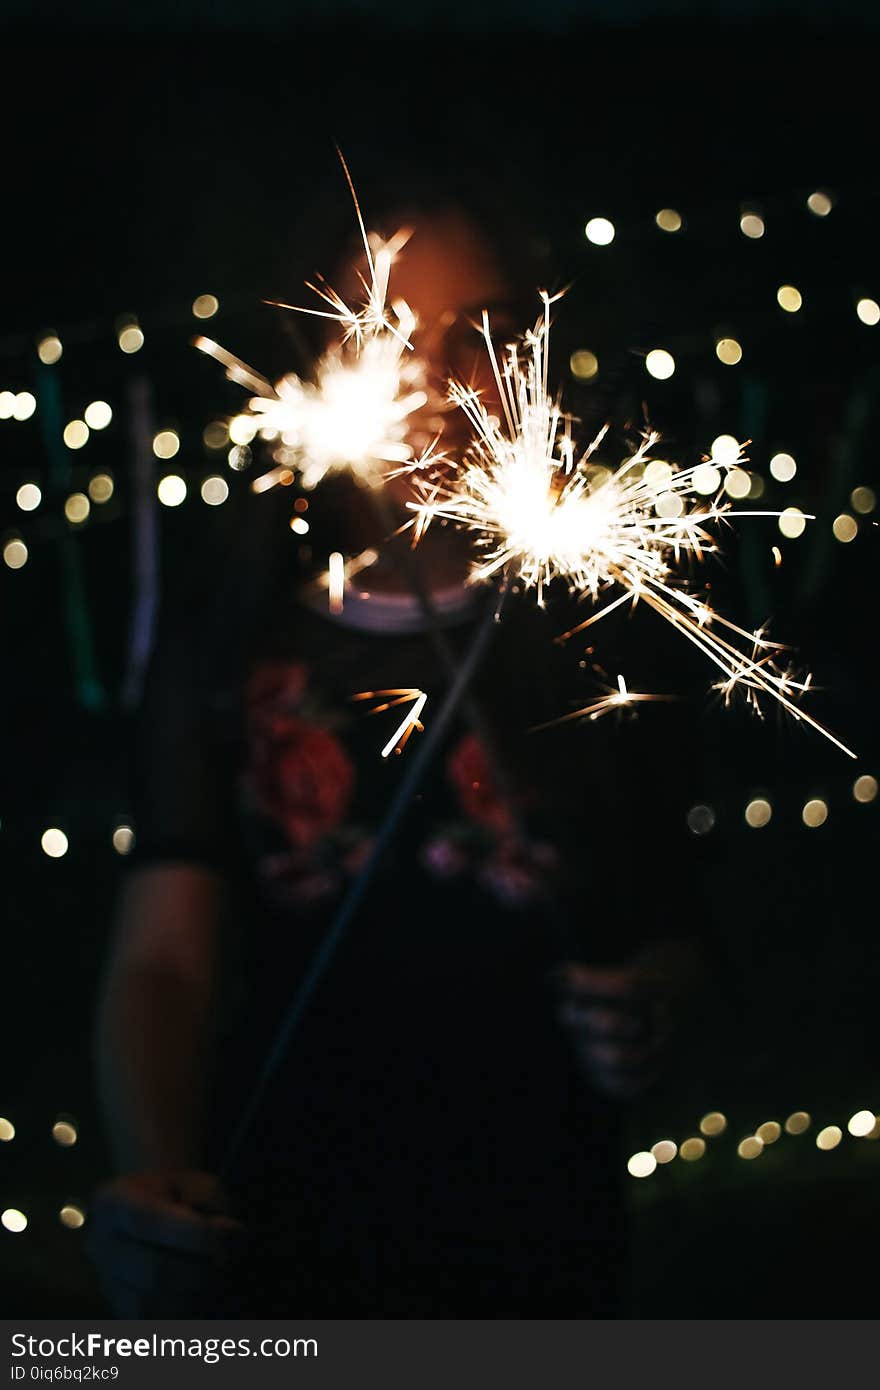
[679,1137,706,1162]
[816,1125,842,1151]
[856,298,879,327]
[627,1151,657,1178]
[585,217,615,246]
[716,337,743,365]
[748,473,765,500]
[724,468,751,499]
[848,1110,875,1138]
[643,460,674,491]
[740,213,765,239]
[1,1209,27,1233]
[807,191,833,217]
[63,419,89,450]
[88,473,114,504]
[655,208,682,233]
[227,445,251,472]
[52,1120,77,1147]
[692,464,721,495]
[157,474,186,507]
[756,1121,781,1145]
[16,483,41,512]
[84,400,112,431]
[0,1119,14,1142]
[770,452,797,483]
[645,349,675,380]
[832,514,857,543]
[699,1112,727,1137]
[853,774,878,804]
[570,349,599,381]
[0,391,15,418]
[228,414,258,446]
[802,798,828,828]
[777,285,803,313]
[785,1112,811,1135]
[745,798,772,829]
[153,429,180,459]
[59,1205,85,1230]
[37,334,63,365]
[41,828,69,858]
[112,825,134,855]
[290,516,310,535]
[203,420,228,450]
[737,1136,764,1160]
[655,492,684,519]
[192,293,219,319]
[710,434,740,466]
[778,507,806,539]
[118,324,144,354]
[651,1140,678,1164]
[64,493,90,524]
[3,539,28,570]
[13,392,37,421]
[201,475,229,506]
[850,486,875,515]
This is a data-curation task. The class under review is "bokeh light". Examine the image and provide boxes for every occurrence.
[777,285,803,313]
[807,191,833,216]
[770,452,797,483]
[853,774,878,804]
[64,493,90,524]
[756,1121,781,1145]
[13,392,37,421]
[801,798,828,828]
[679,1137,706,1162]
[201,475,229,506]
[41,828,69,858]
[700,1112,727,1137]
[52,1120,77,1147]
[724,468,751,499]
[627,1151,657,1178]
[651,1140,677,1164]
[16,483,41,512]
[569,350,599,381]
[63,420,89,450]
[692,464,721,495]
[153,429,180,459]
[0,1119,14,1142]
[856,298,880,326]
[847,1111,875,1138]
[88,474,114,504]
[290,516,310,535]
[117,323,144,354]
[112,825,135,855]
[1,1210,27,1233]
[645,349,675,380]
[192,293,219,319]
[3,539,28,570]
[816,1126,842,1151]
[687,804,715,835]
[585,217,615,246]
[715,337,743,365]
[37,334,63,365]
[655,208,682,233]
[737,1136,764,1160]
[203,420,229,450]
[785,1112,811,1135]
[84,400,112,431]
[157,475,186,507]
[778,507,806,539]
[832,514,857,543]
[740,213,765,239]
[59,1205,85,1230]
[744,798,772,829]
[710,435,740,466]
[850,486,875,515]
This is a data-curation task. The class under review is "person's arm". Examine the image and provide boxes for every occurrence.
[97,862,224,1171]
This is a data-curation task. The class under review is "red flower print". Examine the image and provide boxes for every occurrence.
[247,709,355,852]
[246,661,308,731]
[447,733,516,835]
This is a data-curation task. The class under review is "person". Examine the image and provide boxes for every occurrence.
[90,205,706,1317]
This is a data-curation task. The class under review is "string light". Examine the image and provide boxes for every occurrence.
[627,1151,657,1178]
[777,285,803,313]
[740,213,765,239]
[1,1210,27,1234]
[784,1112,811,1135]
[64,493,90,524]
[152,429,180,459]
[37,334,63,365]
[778,507,806,539]
[700,1112,727,1137]
[832,514,858,543]
[770,452,797,482]
[192,293,219,319]
[84,400,112,430]
[63,420,89,450]
[645,348,675,380]
[850,486,875,515]
[847,1111,876,1138]
[756,1121,782,1144]
[585,217,615,246]
[816,1126,842,1151]
[679,1138,706,1162]
[569,349,599,381]
[655,208,682,233]
[117,322,144,354]
[855,298,879,326]
[157,475,186,507]
[200,475,229,506]
[737,1136,763,1160]
[807,191,833,217]
[41,828,68,858]
[801,798,828,828]
[853,774,878,804]
[744,798,772,828]
[715,337,743,365]
[16,483,41,511]
[59,1206,85,1230]
[3,538,28,570]
[651,1140,678,1163]
[88,474,114,504]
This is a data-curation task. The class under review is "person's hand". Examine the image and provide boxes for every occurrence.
[553,939,703,1097]
[87,1171,245,1317]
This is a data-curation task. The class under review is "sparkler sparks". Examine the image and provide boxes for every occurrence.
[409,293,855,757]
[194,152,430,493]
[352,688,429,757]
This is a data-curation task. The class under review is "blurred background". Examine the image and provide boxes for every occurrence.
[1,0,878,1317]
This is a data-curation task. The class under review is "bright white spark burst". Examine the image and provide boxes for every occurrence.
[408,294,854,757]
[195,153,429,492]
[352,688,428,757]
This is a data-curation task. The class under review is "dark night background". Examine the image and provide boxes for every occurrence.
[1,0,878,1317]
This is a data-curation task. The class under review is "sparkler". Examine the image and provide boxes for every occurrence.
[352,688,429,757]
[409,293,855,757]
[195,152,431,493]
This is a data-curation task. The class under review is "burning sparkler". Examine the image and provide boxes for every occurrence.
[195,153,431,493]
[408,293,855,757]
[352,688,429,757]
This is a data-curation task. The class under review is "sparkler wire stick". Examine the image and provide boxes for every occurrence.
[220,588,505,1180]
